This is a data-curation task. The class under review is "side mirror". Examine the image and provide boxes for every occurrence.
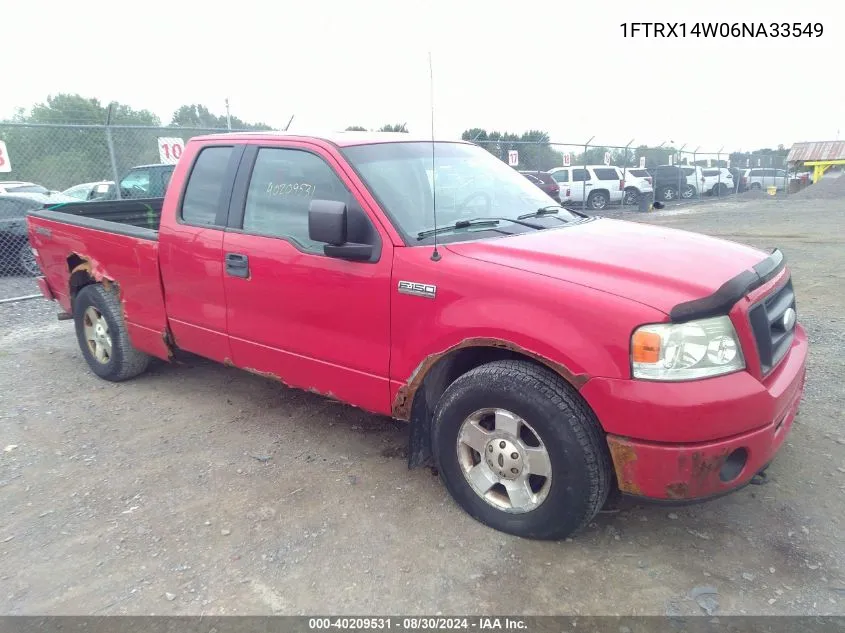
[308,199,347,245]
[308,199,373,262]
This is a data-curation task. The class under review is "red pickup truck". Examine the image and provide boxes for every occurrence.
[27,132,807,539]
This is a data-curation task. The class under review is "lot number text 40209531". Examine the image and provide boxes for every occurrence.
[620,22,823,38]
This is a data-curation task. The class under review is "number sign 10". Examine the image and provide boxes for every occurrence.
[158,138,185,165]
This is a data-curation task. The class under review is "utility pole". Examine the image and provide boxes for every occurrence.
[225,98,232,131]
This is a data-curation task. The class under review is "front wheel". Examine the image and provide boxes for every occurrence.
[682,185,697,199]
[432,360,612,540]
[74,284,151,381]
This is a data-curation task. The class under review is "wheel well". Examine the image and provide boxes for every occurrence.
[406,345,576,469]
[588,188,609,198]
[67,254,95,303]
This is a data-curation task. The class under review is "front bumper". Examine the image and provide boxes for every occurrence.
[583,325,807,501]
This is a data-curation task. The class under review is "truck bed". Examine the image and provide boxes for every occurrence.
[26,199,171,361]
[32,198,163,239]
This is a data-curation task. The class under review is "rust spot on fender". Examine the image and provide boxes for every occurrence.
[606,436,643,496]
[391,337,589,420]
[243,367,286,383]
[665,482,689,499]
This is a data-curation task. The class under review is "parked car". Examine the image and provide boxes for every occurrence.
[0,181,51,194]
[620,168,654,205]
[649,165,692,201]
[0,191,76,275]
[744,168,789,191]
[519,170,560,202]
[118,164,175,199]
[700,168,735,196]
[62,181,114,201]
[547,165,625,210]
[61,164,176,202]
[27,131,807,541]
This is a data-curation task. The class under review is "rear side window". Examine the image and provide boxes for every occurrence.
[702,170,719,176]
[628,169,649,177]
[551,170,569,183]
[680,168,694,176]
[571,169,589,182]
[181,147,233,225]
[593,168,619,180]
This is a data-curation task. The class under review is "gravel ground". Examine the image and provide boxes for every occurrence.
[1,178,843,616]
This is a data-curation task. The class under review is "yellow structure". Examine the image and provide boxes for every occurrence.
[804,159,845,184]
[788,141,845,184]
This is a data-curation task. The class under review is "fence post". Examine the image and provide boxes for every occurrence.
[622,139,633,205]
[105,104,122,200]
[582,136,593,214]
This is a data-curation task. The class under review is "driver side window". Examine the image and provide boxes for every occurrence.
[242,148,353,253]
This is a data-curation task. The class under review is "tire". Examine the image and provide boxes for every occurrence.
[751,182,762,190]
[431,360,612,540]
[17,241,41,276]
[73,284,151,382]
[682,185,696,199]
[587,191,608,210]
[659,185,677,201]
[713,183,727,196]
[623,187,639,206]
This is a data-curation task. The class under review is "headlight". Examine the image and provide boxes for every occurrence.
[631,315,745,381]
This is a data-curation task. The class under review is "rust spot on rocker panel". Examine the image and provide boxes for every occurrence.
[606,436,643,496]
[391,337,589,420]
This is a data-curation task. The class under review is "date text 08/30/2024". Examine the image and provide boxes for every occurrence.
[620,22,823,38]
[308,618,528,630]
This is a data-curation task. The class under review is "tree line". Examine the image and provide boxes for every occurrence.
[0,94,272,190]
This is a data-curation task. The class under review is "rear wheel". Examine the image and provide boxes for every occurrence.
[660,185,678,201]
[713,183,728,196]
[587,191,608,210]
[432,360,612,540]
[751,182,762,190]
[73,284,151,381]
[682,185,696,199]
[623,187,639,205]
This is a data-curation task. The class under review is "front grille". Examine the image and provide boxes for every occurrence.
[748,277,796,375]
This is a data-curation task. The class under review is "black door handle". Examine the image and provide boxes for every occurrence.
[225,253,249,278]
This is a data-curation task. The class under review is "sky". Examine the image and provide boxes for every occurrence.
[4,0,840,153]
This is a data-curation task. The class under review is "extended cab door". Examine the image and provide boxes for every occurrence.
[158,144,245,362]
[220,142,393,415]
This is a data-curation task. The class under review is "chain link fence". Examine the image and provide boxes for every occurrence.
[0,122,264,301]
[474,138,801,214]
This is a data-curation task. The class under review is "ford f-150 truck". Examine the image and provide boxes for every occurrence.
[26,132,808,540]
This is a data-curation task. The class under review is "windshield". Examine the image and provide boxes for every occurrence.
[342,142,579,242]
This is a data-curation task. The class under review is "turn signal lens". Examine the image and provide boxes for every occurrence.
[632,330,661,363]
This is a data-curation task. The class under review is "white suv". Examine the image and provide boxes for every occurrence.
[621,168,654,205]
[548,165,625,210]
[700,168,735,195]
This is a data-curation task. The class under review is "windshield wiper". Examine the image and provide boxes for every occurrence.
[518,205,562,220]
[416,216,543,240]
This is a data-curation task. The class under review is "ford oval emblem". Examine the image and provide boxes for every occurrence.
[782,307,796,331]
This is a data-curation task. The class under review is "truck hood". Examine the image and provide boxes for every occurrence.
[445,217,769,315]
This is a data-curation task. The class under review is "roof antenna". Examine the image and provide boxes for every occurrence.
[428,51,441,262]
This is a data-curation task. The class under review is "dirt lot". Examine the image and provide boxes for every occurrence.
[1,178,843,616]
